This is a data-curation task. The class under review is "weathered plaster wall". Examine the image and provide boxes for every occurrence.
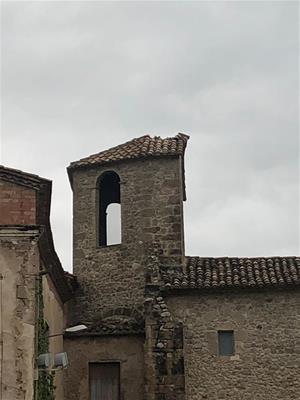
[0,180,36,225]
[42,273,65,400]
[71,156,184,324]
[63,336,145,400]
[0,230,39,400]
[0,173,70,400]
[166,289,300,400]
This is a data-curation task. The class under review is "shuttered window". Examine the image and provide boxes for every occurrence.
[218,330,235,356]
[89,363,120,400]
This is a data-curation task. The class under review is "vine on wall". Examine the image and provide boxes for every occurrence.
[37,276,56,399]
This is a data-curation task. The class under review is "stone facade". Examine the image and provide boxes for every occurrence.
[70,156,185,325]
[0,166,74,400]
[66,133,300,400]
[64,336,145,400]
[42,269,67,400]
[166,289,300,400]
[0,228,40,400]
[0,229,68,400]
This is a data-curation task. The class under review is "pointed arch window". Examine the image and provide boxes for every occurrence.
[97,171,121,246]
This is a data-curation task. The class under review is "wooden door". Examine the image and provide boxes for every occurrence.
[89,363,120,400]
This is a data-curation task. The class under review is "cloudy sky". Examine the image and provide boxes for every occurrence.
[1,1,299,272]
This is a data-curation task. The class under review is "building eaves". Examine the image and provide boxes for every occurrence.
[0,165,50,190]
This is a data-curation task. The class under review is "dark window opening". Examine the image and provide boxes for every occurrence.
[218,330,235,356]
[98,171,121,246]
[89,362,120,400]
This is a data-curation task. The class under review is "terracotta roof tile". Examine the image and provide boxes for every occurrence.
[68,133,189,171]
[167,256,300,290]
[0,165,50,190]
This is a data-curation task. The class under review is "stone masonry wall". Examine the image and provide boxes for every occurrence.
[0,180,36,225]
[42,272,65,400]
[63,336,145,400]
[71,156,185,324]
[166,289,300,400]
[144,295,185,400]
[0,229,40,400]
[144,244,185,400]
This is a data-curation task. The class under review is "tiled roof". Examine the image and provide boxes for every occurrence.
[66,308,144,337]
[83,315,144,336]
[68,133,189,170]
[165,256,300,290]
[0,165,50,190]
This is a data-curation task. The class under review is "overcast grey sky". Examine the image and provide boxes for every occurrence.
[1,1,299,272]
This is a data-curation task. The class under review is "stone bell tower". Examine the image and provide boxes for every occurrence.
[67,133,189,324]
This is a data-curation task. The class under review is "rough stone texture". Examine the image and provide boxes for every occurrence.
[0,228,68,400]
[0,229,40,400]
[81,306,145,336]
[143,243,185,400]
[42,271,66,400]
[70,156,185,324]
[144,294,185,400]
[166,289,300,400]
[63,336,145,400]
[0,180,36,225]
[67,134,300,400]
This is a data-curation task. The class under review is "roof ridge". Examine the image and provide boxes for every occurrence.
[0,165,51,183]
[67,132,189,173]
[68,134,150,167]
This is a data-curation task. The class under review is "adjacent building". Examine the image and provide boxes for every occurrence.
[0,166,75,400]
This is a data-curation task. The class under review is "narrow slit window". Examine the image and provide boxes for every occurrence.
[98,171,121,246]
[89,362,120,400]
[218,330,235,356]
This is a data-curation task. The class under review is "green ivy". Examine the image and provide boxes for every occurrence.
[37,370,55,400]
[37,276,56,400]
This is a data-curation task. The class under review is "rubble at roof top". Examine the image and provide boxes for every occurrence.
[68,133,189,170]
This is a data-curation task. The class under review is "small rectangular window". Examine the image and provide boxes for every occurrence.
[218,330,235,356]
[89,362,120,400]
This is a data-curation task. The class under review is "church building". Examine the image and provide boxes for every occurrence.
[64,133,300,400]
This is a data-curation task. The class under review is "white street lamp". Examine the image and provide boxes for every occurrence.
[47,324,87,338]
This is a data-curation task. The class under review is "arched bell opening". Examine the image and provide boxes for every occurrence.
[97,171,121,246]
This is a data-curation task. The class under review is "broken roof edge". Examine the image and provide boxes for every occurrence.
[0,164,51,190]
[67,132,190,187]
